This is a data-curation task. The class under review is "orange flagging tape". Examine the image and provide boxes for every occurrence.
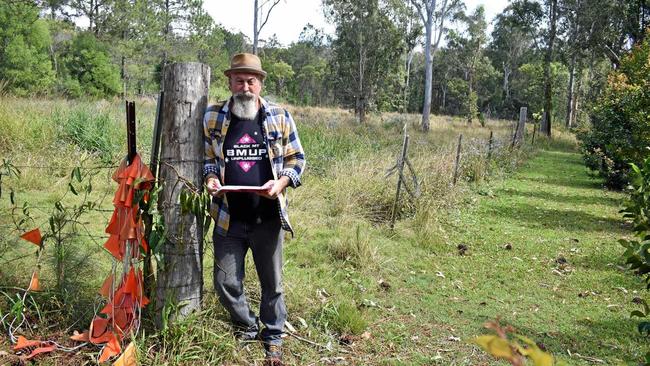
[14,153,154,364]
[20,228,42,246]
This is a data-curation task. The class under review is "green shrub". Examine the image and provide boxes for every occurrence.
[578,32,650,188]
[620,157,650,287]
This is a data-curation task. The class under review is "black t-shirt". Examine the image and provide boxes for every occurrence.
[223,110,278,222]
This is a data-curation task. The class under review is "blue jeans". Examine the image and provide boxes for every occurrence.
[213,217,286,346]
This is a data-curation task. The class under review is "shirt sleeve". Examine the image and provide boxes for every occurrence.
[278,109,306,188]
[203,107,220,179]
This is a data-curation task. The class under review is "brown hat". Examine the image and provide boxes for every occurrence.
[224,53,267,78]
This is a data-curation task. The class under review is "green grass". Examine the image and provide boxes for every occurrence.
[0,97,646,365]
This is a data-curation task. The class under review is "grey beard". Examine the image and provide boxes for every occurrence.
[231,92,259,120]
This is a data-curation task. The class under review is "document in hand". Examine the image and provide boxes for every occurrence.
[217,185,268,194]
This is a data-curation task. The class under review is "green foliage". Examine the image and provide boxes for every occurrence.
[512,62,569,121]
[62,32,121,97]
[619,157,650,287]
[263,60,295,100]
[578,32,650,188]
[0,1,55,96]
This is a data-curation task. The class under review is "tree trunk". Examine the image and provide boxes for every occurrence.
[253,0,259,54]
[542,0,557,136]
[403,50,415,113]
[155,62,210,327]
[565,51,577,128]
[421,8,433,132]
[466,72,474,124]
[571,68,582,125]
[502,62,511,101]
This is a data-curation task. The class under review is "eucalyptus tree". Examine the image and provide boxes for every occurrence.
[410,0,463,131]
[253,0,281,54]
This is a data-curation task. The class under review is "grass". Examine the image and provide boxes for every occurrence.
[0,96,646,365]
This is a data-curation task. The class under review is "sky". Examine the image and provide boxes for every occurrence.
[203,0,511,47]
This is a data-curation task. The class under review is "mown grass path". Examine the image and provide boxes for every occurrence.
[366,146,649,365]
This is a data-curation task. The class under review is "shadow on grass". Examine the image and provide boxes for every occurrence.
[487,201,626,234]
[499,189,623,208]
[519,175,605,191]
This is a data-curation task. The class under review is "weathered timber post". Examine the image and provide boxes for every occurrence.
[487,130,494,161]
[390,130,409,230]
[156,63,210,326]
[531,121,537,145]
[512,107,527,147]
[452,134,463,185]
[539,111,548,135]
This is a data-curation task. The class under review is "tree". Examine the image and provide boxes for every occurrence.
[63,32,121,97]
[411,0,463,131]
[325,0,404,123]
[69,0,112,34]
[283,24,330,105]
[541,0,559,136]
[450,6,488,124]
[487,0,543,117]
[253,0,281,54]
[0,1,55,96]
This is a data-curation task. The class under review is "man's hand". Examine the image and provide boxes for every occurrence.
[205,176,223,197]
[258,176,290,199]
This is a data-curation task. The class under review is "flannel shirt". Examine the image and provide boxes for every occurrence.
[203,96,306,236]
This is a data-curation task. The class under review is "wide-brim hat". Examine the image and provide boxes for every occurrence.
[224,53,267,78]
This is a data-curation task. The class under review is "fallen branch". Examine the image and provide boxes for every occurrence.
[286,331,351,354]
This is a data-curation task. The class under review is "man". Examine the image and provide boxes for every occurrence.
[202,53,305,365]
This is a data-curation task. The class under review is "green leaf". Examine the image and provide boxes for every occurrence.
[631,310,646,318]
[69,182,78,195]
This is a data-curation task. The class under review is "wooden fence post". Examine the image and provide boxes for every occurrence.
[156,63,210,326]
[452,134,463,185]
[390,131,409,229]
[539,111,548,135]
[487,130,494,161]
[512,107,527,147]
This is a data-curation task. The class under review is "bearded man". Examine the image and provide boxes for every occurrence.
[202,53,305,365]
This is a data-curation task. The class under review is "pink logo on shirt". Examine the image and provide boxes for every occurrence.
[238,133,255,144]
[238,161,256,172]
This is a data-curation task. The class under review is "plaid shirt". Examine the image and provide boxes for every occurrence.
[203,96,306,236]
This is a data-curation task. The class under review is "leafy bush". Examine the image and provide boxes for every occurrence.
[619,156,650,363]
[620,157,650,287]
[578,32,650,188]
